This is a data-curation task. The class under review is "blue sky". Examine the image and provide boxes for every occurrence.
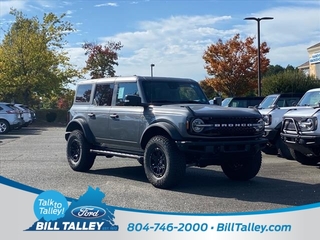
[0,0,320,82]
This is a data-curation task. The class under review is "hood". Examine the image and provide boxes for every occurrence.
[284,107,320,118]
[153,104,262,118]
[259,106,312,116]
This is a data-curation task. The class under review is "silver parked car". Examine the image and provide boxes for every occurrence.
[14,104,33,127]
[0,102,24,134]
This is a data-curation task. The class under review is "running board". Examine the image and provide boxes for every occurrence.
[90,149,143,160]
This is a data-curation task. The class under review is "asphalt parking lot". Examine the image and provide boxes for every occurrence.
[1,125,320,214]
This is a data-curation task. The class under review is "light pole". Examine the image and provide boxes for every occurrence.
[150,63,155,77]
[244,17,273,96]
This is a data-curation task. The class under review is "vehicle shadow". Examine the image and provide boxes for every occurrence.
[0,135,20,140]
[4,127,46,136]
[89,163,320,208]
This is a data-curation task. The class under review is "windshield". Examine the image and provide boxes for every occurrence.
[142,80,209,104]
[297,91,320,106]
[221,98,232,107]
[258,95,278,109]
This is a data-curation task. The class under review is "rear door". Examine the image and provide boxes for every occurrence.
[87,82,115,142]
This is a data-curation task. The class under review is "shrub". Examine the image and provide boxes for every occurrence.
[35,109,68,124]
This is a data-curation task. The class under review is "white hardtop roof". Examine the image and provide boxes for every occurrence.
[76,75,195,85]
[307,88,320,92]
[76,76,138,84]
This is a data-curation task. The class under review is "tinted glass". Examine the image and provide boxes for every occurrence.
[116,82,139,106]
[276,96,300,107]
[75,84,92,103]
[94,83,114,106]
[142,80,208,104]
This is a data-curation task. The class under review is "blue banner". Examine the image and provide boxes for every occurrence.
[1,176,319,239]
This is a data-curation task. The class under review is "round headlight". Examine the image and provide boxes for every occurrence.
[192,118,205,133]
[306,118,313,130]
[262,114,271,125]
[254,119,265,132]
[298,118,315,131]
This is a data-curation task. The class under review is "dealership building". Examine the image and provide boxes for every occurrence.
[298,42,320,79]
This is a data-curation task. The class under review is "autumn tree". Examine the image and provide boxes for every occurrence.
[83,41,123,79]
[41,88,75,109]
[203,33,270,97]
[199,79,218,99]
[0,9,81,106]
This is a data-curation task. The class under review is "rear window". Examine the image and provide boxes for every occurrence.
[75,84,92,103]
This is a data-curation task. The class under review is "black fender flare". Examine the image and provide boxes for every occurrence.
[65,118,96,144]
[140,122,183,149]
[274,121,283,135]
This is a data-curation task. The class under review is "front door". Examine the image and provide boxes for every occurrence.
[107,82,144,153]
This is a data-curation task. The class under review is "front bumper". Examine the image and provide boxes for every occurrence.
[176,138,267,154]
[281,133,320,156]
[263,128,278,142]
[10,119,23,130]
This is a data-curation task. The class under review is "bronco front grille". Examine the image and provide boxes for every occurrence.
[193,117,262,137]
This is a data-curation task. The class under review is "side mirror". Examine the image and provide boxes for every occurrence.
[124,95,142,106]
[212,97,222,105]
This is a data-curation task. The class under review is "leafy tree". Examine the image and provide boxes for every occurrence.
[41,88,75,109]
[83,41,123,79]
[262,70,320,96]
[264,64,296,77]
[199,79,218,99]
[285,64,296,72]
[264,64,285,77]
[203,33,270,97]
[0,9,81,106]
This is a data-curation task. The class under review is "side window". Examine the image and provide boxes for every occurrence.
[116,82,139,106]
[94,83,114,106]
[75,84,92,102]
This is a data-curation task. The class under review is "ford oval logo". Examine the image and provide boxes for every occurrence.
[71,206,106,219]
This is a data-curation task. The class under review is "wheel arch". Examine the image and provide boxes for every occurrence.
[0,119,10,133]
[65,118,96,144]
[140,122,182,149]
[0,118,9,125]
[270,122,283,143]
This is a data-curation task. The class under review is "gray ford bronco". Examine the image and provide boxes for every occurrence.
[65,76,267,189]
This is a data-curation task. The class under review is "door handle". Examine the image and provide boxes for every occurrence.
[88,113,95,118]
[110,114,119,119]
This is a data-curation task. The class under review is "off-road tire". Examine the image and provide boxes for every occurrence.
[144,135,186,189]
[66,130,96,171]
[221,151,262,181]
[289,148,319,166]
[276,138,293,160]
[0,120,10,134]
[262,145,277,155]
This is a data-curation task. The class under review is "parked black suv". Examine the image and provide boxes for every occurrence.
[65,76,267,189]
